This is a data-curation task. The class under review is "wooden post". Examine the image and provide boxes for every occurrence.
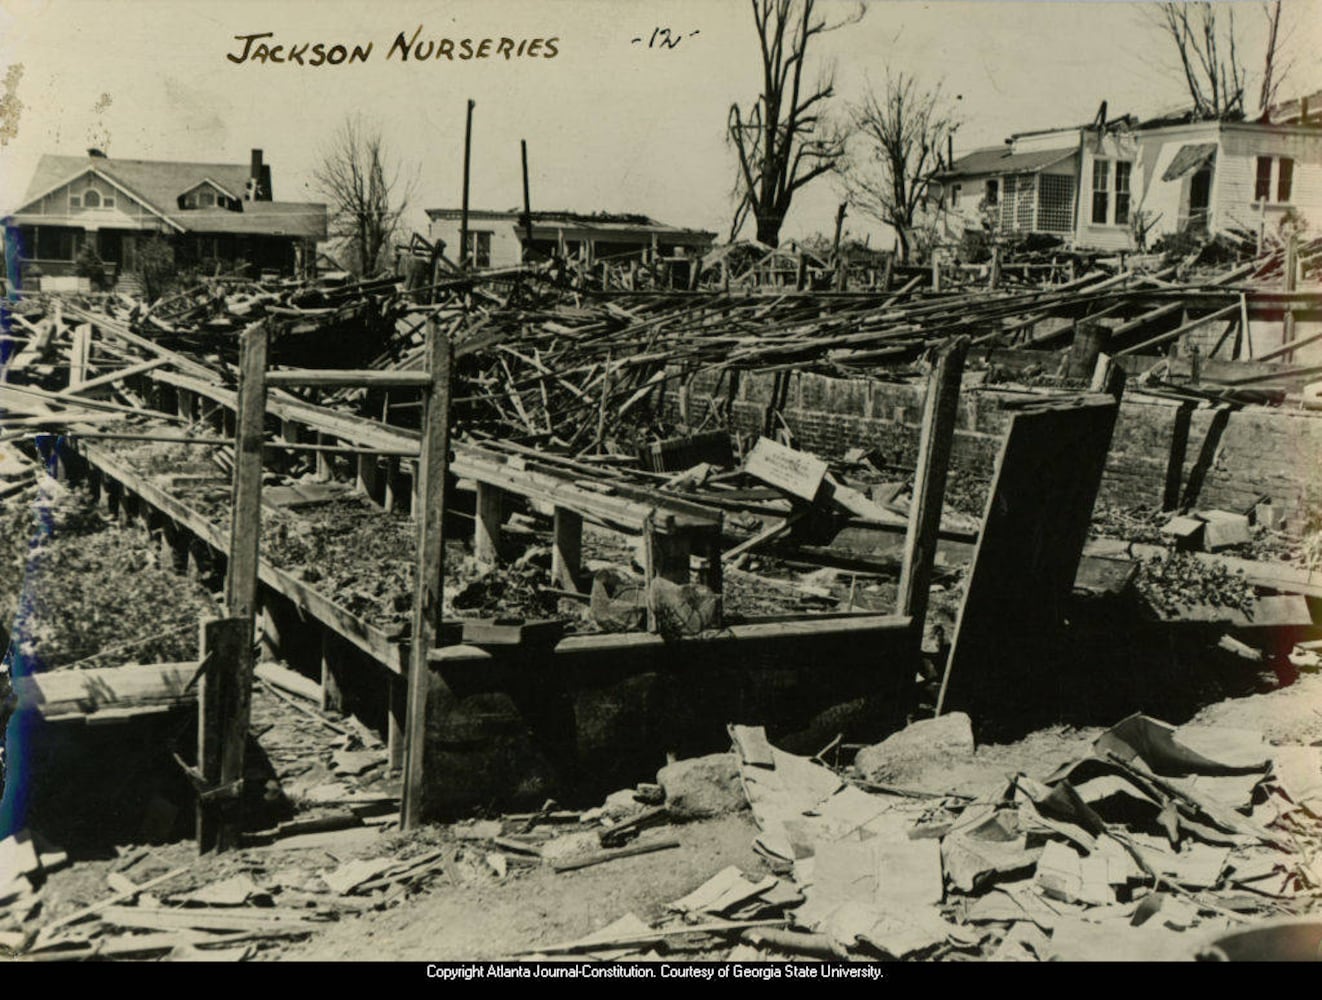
[196,617,247,853]
[552,506,583,592]
[931,253,942,292]
[356,453,381,504]
[320,633,343,714]
[1282,230,1298,363]
[989,246,1002,291]
[402,320,455,830]
[474,481,504,564]
[1163,401,1195,512]
[387,675,407,772]
[897,336,968,628]
[383,456,403,512]
[315,433,332,482]
[459,99,476,269]
[68,323,91,390]
[521,139,535,261]
[213,320,268,850]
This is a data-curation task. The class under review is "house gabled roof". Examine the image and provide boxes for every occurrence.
[13,153,326,240]
[20,154,255,213]
[936,145,1077,180]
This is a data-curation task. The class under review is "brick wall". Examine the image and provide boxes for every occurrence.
[666,368,1322,523]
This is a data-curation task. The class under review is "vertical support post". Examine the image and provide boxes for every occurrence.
[320,632,343,714]
[1163,401,1195,512]
[595,352,612,453]
[383,456,403,512]
[520,139,535,261]
[68,323,91,390]
[356,452,381,504]
[552,507,583,592]
[215,320,267,850]
[315,433,332,482]
[387,674,407,772]
[1282,230,1298,363]
[474,481,504,564]
[931,253,942,293]
[898,336,968,627]
[459,99,476,269]
[402,320,455,830]
[196,617,247,854]
[989,246,1002,291]
[1239,293,1253,360]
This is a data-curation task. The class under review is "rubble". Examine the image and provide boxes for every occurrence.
[657,753,748,821]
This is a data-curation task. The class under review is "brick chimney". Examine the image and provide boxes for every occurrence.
[249,148,272,201]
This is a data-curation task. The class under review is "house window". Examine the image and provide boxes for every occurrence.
[1038,175,1076,233]
[69,194,81,209]
[199,190,216,208]
[950,184,961,208]
[1255,157,1273,201]
[184,193,198,209]
[1278,157,1294,203]
[83,189,101,208]
[1115,161,1132,226]
[466,230,492,268]
[1091,160,1110,225]
[985,179,999,206]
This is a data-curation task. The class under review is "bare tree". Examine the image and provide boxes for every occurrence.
[841,73,960,263]
[727,0,862,248]
[1151,1,1291,121]
[313,116,416,277]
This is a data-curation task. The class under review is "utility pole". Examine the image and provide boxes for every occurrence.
[459,99,475,269]
[521,139,534,262]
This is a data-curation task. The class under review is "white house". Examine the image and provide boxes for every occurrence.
[425,209,715,270]
[933,109,1322,252]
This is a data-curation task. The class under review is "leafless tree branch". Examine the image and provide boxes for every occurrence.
[313,115,418,277]
[727,0,863,247]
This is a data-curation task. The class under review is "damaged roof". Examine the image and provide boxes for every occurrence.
[936,145,1077,180]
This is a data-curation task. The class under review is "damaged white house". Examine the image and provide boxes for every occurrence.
[932,98,1322,252]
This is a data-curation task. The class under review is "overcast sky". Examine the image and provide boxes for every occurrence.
[1,0,1319,247]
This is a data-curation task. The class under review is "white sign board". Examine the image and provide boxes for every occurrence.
[744,436,828,502]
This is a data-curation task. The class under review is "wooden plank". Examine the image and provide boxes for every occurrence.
[197,617,245,853]
[216,321,268,851]
[403,320,455,831]
[744,436,828,502]
[897,336,967,626]
[100,905,318,934]
[67,323,91,390]
[431,613,913,663]
[552,506,583,591]
[33,866,191,945]
[937,398,1119,716]
[12,661,197,720]
[67,356,170,396]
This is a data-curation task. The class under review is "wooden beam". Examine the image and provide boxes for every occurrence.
[65,356,169,396]
[402,320,455,830]
[1115,303,1240,357]
[264,370,433,388]
[897,336,967,627]
[215,320,268,850]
